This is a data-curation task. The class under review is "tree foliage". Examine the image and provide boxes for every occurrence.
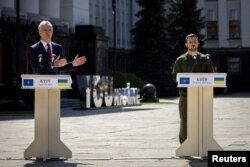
[130,0,205,96]
[130,0,172,95]
[167,0,205,53]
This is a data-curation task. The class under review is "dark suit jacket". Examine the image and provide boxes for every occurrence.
[30,41,73,74]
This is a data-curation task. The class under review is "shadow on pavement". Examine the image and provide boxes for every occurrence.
[0,106,159,121]
[215,91,250,98]
[61,106,159,117]
[188,158,208,167]
[0,115,33,121]
[23,159,92,167]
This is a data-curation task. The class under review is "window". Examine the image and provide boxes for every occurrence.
[227,1,241,39]
[205,3,218,40]
[228,57,241,74]
[206,21,218,40]
[229,20,240,39]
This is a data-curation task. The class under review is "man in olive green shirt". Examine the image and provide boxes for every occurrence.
[172,34,214,144]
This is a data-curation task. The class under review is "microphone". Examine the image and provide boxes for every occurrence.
[205,54,210,60]
[205,54,211,64]
[193,55,197,64]
[38,54,42,63]
[51,54,56,63]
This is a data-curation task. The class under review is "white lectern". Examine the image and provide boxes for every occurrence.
[176,73,227,158]
[21,74,72,161]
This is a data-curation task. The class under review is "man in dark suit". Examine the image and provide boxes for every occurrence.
[30,20,86,74]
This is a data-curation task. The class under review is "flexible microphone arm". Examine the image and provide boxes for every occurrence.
[205,54,211,64]
[51,54,56,63]
[38,54,43,63]
[191,54,212,72]
[206,54,210,60]
[193,55,197,64]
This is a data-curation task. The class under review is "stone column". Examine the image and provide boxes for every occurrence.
[241,0,250,47]
[39,0,60,19]
[0,0,15,8]
[20,0,39,14]
[218,0,229,47]
[60,0,90,30]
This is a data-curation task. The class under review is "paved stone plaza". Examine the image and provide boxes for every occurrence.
[0,92,249,167]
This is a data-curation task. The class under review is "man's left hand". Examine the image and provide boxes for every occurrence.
[72,54,86,67]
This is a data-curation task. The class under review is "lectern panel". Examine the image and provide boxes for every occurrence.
[177,73,226,88]
[21,74,72,89]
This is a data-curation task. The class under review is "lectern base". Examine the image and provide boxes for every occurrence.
[24,140,72,161]
[176,138,222,157]
[176,87,222,158]
[24,89,72,161]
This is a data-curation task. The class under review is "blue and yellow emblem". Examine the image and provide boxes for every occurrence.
[58,79,68,86]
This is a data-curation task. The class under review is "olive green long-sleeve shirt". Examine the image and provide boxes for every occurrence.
[172,52,214,96]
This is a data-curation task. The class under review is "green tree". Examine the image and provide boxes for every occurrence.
[167,0,205,53]
[130,0,172,96]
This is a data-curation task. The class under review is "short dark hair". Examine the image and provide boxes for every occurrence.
[185,34,198,42]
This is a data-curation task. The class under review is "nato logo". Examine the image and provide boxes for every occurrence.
[179,77,190,84]
[23,79,34,86]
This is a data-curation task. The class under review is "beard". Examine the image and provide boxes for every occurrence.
[188,46,198,52]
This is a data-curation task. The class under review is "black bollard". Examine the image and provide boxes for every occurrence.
[140,83,159,102]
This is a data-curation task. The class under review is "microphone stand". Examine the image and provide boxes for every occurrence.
[38,54,43,63]
[191,55,198,72]
[51,54,56,64]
